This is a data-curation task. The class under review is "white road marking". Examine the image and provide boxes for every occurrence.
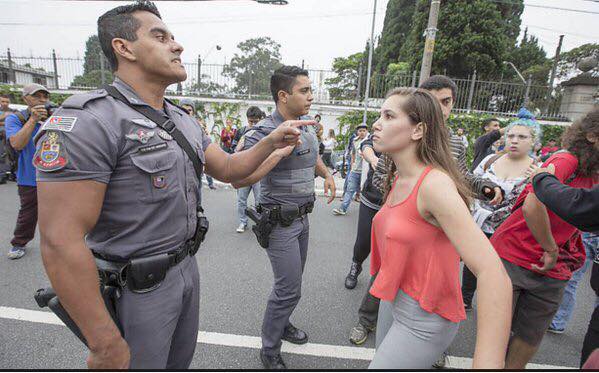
[0,306,574,369]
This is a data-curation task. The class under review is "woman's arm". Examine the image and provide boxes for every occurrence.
[419,170,512,369]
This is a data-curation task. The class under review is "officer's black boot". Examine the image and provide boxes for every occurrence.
[260,350,287,370]
[344,261,362,289]
[281,323,308,344]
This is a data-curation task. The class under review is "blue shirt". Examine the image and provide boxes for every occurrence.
[5,110,40,186]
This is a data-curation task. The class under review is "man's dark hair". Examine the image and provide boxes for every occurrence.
[314,114,321,120]
[481,117,499,131]
[270,65,309,104]
[0,94,10,100]
[419,75,457,101]
[246,106,264,119]
[97,1,162,71]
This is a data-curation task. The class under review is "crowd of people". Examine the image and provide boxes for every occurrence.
[1,1,598,370]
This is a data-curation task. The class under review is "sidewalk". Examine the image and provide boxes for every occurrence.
[203,173,345,198]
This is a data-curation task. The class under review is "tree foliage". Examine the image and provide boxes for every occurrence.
[325,52,365,101]
[373,0,417,74]
[70,35,113,89]
[507,28,549,84]
[222,37,282,97]
[557,43,599,79]
[398,0,524,79]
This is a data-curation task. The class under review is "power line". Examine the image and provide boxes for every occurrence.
[525,24,599,40]
[488,0,599,15]
[0,10,380,27]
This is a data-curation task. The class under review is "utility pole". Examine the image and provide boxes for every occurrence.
[362,0,377,124]
[419,0,441,83]
[544,34,564,115]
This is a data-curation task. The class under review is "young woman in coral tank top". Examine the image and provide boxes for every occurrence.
[367,88,512,369]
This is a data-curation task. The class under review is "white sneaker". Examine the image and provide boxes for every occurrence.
[7,246,26,260]
[332,208,346,216]
[236,223,246,233]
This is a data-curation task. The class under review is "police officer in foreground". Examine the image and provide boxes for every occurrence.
[232,66,336,369]
[34,2,313,369]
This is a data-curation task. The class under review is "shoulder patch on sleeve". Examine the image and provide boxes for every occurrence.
[62,89,108,109]
[33,131,68,172]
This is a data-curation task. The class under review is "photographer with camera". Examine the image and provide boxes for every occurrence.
[5,83,51,259]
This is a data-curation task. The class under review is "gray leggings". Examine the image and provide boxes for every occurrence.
[369,290,460,369]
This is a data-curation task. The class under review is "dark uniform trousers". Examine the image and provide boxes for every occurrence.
[116,256,200,369]
[262,216,310,356]
[11,185,38,248]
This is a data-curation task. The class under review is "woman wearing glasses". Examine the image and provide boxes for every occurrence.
[462,111,540,310]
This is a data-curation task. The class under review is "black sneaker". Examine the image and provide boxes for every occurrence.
[464,302,473,312]
[282,323,308,345]
[344,261,362,289]
[260,350,287,370]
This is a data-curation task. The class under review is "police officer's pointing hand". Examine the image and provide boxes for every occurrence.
[267,119,316,149]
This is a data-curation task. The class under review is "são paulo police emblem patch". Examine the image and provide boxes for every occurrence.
[33,131,68,172]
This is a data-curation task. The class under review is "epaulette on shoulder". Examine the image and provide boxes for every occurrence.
[62,89,108,109]
[164,98,188,114]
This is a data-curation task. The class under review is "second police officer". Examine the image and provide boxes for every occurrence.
[34,2,313,369]
[233,65,336,369]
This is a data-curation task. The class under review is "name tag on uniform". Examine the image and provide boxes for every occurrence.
[138,142,168,154]
[296,149,310,156]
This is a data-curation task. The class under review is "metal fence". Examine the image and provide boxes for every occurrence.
[0,49,564,119]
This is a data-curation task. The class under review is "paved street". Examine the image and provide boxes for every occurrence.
[0,181,593,369]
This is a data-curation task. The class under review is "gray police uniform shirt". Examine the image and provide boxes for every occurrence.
[34,77,211,260]
[242,110,318,207]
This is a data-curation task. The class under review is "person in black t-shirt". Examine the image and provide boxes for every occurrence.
[470,117,505,171]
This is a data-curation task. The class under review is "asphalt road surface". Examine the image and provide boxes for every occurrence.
[0,181,593,369]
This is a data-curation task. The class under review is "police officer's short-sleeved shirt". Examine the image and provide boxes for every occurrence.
[242,110,318,206]
[34,77,210,260]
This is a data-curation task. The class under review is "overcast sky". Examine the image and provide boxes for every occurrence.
[0,0,597,70]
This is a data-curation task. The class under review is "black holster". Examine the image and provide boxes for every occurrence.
[246,206,274,249]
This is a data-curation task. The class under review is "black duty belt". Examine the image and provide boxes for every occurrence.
[259,201,314,226]
[92,240,198,294]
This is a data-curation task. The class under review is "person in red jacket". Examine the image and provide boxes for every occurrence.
[491,110,599,369]
[220,117,237,153]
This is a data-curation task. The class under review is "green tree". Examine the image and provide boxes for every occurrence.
[70,35,113,89]
[82,35,103,74]
[506,28,550,84]
[222,37,282,97]
[557,43,599,79]
[187,74,227,95]
[325,52,365,101]
[398,0,524,78]
[373,0,417,74]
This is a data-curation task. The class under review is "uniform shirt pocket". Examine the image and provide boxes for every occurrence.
[130,149,180,203]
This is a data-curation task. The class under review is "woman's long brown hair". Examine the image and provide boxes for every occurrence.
[383,88,472,207]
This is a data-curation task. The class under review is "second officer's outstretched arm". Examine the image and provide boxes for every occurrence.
[204,119,315,183]
[38,180,130,369]
[232,145,295,188]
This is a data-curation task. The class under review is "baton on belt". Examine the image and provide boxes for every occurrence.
[34,285,121,347]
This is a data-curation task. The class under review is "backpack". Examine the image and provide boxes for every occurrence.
[2,110,27,174]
